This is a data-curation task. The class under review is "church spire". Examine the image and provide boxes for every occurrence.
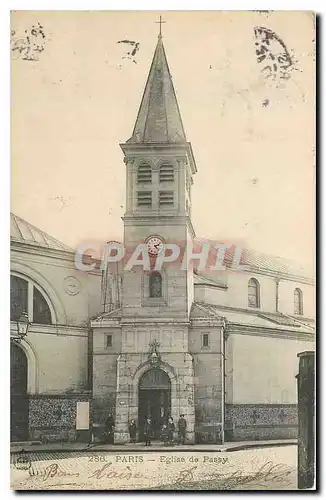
[127,32,187,144]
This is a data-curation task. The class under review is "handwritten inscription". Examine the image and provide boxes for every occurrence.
[254,26,294,82]
[88,462,143,480]
[170,460,293,490]
[29,463,80,481]
[11,453,296,490]
[24,461,144,483]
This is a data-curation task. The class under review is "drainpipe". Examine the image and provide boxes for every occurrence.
[88,326,93,391]
[275,278,280,313]
[220,323,226,445]
[88,325,94,441]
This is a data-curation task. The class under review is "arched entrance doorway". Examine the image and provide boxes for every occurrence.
[138,368,171,440]
[11,342,28,441]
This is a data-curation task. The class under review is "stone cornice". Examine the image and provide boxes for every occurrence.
[11,239,75,260]
[11,244,102,276]
[10,322,88,337]
[122,215,196,238]
[92,318,192,328]
[190,319,223,327]
[91,321,121,329]
[121,319,190,327]
[30,391,92,398]
[194,281,228,291]
[120,141,197,174]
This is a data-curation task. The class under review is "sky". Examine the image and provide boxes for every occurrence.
[11,11,315,269]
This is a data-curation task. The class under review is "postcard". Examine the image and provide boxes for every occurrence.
[10,10,316,491]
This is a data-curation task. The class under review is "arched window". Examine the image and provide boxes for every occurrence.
[149,271,162,298]
[33,287,52,324]
[10,276,28,321]
[248,278,260,308]
[137,163,152,184]
[294,288,303,315]
[10,274,53,324]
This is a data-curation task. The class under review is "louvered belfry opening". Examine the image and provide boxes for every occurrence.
[159,163,174,182]
[137,163,152,184]
[137,191,152,208]
[159,191,174,207]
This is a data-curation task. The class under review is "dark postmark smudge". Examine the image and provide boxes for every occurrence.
[11,22,46,61]
[254,26,295,83]
[117,40,140,64]
[13,451,32,471]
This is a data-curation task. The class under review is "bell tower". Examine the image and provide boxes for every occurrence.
[120,31,197,321]
[114,26,196,443]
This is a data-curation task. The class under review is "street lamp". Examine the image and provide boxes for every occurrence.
[13,311,31,343]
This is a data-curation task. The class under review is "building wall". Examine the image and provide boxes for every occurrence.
[224,331,315,440]
[189,325,223,442]
[29,393,92,443]
[278,279,315,318]
[11,244,102,442]
[226,333,315,404]
[11,247,102,326]
[92,326,120,426]
[26,330,88,394]
[122,221,192,320]
[194,270,315,318]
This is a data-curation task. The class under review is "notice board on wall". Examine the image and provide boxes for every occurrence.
[76,402,90,430]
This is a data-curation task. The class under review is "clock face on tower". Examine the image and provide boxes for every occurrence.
[146,236,164,256]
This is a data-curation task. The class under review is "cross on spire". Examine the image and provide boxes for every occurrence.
[149,338,160,353]
[155,15,166,37]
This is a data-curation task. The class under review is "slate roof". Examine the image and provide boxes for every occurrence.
[92,308,122,322]
[10,213,73,253]
[193,302,315,334]
[195,237,314,281]
[127,35,187,144]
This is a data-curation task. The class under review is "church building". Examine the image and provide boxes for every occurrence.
[90,33,315,444]
[11,32,315,444]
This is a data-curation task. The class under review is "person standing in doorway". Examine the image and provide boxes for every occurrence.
[167,416,175,445]
[144,417,153,446]
[178,414,187,444]
[161,423,169,446]
[105,412,115,444]
[129,419,137,443]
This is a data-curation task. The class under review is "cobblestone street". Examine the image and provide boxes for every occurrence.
[11,445,298,490]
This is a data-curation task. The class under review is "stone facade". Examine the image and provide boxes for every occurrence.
[225,404,298,441]
[114,352,195,443]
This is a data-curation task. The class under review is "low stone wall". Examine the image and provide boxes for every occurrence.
[28,393,92,443]
[225,404,298,441]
